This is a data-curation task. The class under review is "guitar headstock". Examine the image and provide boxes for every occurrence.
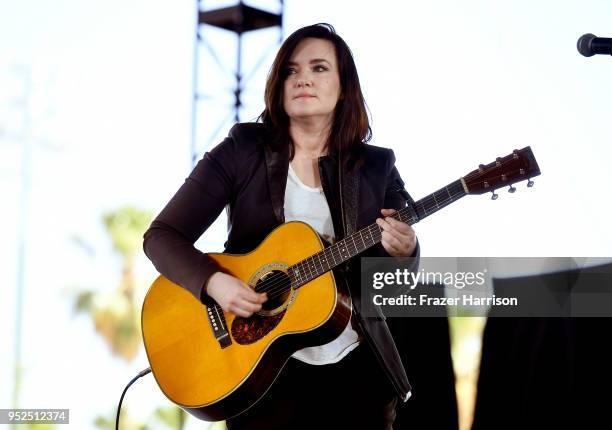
[463,147,541,197]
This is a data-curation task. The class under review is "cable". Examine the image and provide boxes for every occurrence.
[115,367,152,430]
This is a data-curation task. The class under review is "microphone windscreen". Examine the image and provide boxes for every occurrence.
[577,33,597,57]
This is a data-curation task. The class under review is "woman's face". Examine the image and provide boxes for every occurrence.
[282,37,342,125]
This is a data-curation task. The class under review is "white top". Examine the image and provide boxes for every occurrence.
[285,163,361,365]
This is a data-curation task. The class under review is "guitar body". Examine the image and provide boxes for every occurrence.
[141,221,352,421]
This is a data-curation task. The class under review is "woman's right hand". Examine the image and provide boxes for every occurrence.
[205,272,267,318]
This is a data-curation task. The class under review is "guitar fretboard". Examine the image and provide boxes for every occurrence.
[288,179,466,288]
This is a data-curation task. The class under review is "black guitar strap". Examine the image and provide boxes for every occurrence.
[338,153,363,324]
[339,154,360,238]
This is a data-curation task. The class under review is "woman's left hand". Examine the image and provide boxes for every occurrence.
[376,208,417,257]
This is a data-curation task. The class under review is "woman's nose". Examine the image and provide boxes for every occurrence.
[297,78,312,87]
[294,70,313,87]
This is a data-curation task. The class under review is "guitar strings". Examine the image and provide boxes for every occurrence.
[254,185,463,301]
[250,209,414,302]
[243,182,467,303]
[212,170,525,317]
[257,183,471,302]
[253,222,388,301]
[219,169,531,310]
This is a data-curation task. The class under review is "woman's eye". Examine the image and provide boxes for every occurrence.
[314,65,328,72]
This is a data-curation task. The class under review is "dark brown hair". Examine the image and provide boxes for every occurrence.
[258,23,371,166]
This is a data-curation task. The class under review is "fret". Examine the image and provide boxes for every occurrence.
[305,256,315,278]
[372,224,381,241]
[349,234,359,254]
[328,244,336,265]
[303,260,310,279]
[369,225,376,244]
[440,189,451,205]
[432,192,440,209]
[376,224,384,244]
[323,249,331,270]
[287,270,295,288]
[302,264,310,283]
[316,253,324,275]
[370,225,378,243]
[329,244,339,266]
[419,200,428,217]
[343,237,352,257]
[358,230,367,251]
[319,253,326,275]
[339,240,348,259]
[323,247,336,270]
[400,206,417,225]
[315,252,324,276]
[321,249,330,271]
[334,245,344,263]
[445,185,453,202]
[302,259,310,280]
[330,246,337,266]
[396,209,406,224]
[293,265,301,285]
[299,259,307,281]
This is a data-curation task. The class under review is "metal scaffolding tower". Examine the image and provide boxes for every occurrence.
[191,0,284,165]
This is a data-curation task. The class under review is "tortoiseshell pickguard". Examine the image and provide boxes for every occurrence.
[231,311,286,345]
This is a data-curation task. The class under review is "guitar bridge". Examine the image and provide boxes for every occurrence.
[206,304,232,349]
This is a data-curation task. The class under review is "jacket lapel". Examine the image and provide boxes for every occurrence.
[319,154,361,239]
[264,143,289,224]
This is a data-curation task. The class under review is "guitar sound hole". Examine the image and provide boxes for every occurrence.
[256,270,291,312]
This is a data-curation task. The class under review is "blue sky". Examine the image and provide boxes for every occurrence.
[1,0,612,428]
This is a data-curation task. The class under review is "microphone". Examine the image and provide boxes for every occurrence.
[577,33,612,57]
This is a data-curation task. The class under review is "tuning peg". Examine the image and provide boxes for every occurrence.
[508,185,516,193]
[527,178,534,187]
[491,190,498,200]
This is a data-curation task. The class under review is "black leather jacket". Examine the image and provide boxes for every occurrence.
[143,122,420,402]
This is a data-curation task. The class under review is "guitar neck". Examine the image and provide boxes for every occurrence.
[289,179,467,288]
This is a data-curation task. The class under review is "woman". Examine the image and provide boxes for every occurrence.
[144,23,419,429]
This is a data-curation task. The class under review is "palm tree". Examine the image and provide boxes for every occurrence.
[74,206,152,361]
[72,206,196,429]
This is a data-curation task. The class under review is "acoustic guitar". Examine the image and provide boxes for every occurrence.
[141,147,541,421]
